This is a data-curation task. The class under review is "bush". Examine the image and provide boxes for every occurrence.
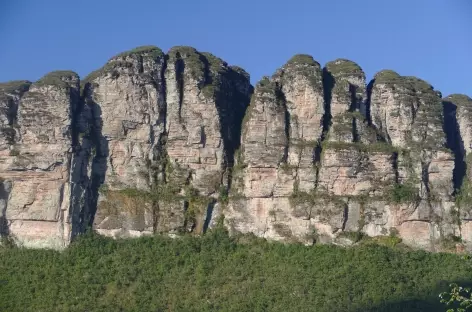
[387,182,419,203]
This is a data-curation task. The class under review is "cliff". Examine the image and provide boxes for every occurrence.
[0,45,469,251]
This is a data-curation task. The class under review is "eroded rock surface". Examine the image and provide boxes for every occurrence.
[0,46,469,252]
[0,72,79,248]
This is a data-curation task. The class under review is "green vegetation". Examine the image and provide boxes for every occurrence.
[445,94,472,107]
[440,283,472,312]
[82,45,164,86]
[331,79,351,98]
[283,54,323,91]
[403,76,434,93]
[386,182,420,204]
[200,52,226,73]
[322,141,398,153]
[218,185,229,206]
[286,54,319,67]
[338,231,365,243]
[35,71,78,88]
[8,148,19,156]
[357,233,404,249]
[288,187,346,213]
[0,80,31,94]
[373,70,402,84]
[255,76,275,93]
[325,59,364,78]
[114,45,164,60]
[438,234,463,252]
[229,65,250,80]
[1,228,472,311]
[374,70,434,94]
[168,46,206,81]
[166,47,228,99]
[456,179,472,212]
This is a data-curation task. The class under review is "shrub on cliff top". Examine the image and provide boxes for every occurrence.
[0,80,31,94]
[114,45,164,60]
[286,54,319,67]
[82,45,164,86]
[36,70,78,88]
[325,59,365,78]
[445,94,472,108]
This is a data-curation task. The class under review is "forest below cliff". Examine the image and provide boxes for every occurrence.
[1,226,471,312]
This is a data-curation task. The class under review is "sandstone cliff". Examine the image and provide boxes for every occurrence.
[0,45,469,251]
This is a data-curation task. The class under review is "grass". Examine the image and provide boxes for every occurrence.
[1,228,471,312]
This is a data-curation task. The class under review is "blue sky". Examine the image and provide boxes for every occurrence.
[0,0,471,97]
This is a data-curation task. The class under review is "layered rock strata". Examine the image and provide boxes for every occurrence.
[0,45,470,252]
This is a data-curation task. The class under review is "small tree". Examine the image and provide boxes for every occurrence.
[440,283,472,311]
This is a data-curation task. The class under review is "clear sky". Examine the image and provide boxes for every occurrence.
[0,0,471,97]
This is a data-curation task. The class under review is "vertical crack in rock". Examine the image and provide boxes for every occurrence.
[365,79,374,126]
[174,53,185,123]
[443,97,467,192]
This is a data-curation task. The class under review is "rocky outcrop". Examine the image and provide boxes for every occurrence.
[0,45,469,252]
[226,56,459,251]
[0,72,80,248]
[82,46,252,238]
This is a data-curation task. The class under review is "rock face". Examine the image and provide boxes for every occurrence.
[443,94,472,249]
[0,45,470,252]
[0,72,81,248]
[82,46,252,238]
